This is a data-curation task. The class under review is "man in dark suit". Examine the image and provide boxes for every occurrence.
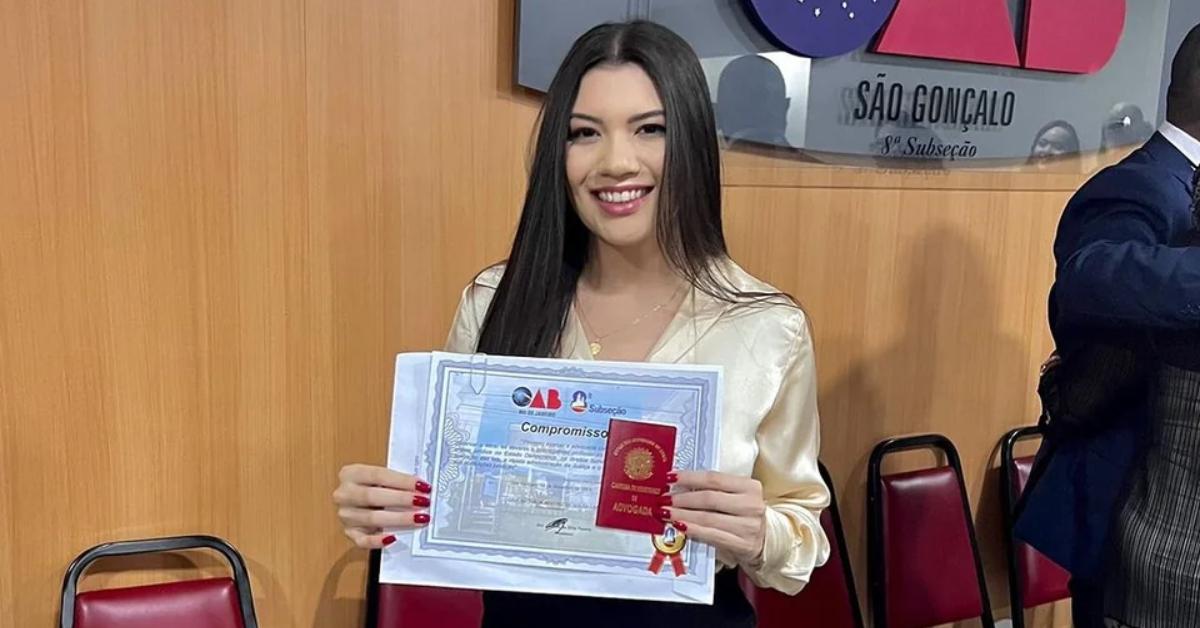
[1016,25,1200,627]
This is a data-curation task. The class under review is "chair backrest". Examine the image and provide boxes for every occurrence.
[741,462,865,628]
[365,549,483,628]
[868,435,994,628]
[1001,427,1070,627]
[60,535,257,628]
[75,579,243,628]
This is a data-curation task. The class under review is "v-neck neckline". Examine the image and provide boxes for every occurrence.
[567,290,690,363]
[567,284,732,364]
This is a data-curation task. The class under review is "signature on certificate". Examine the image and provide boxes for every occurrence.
[544,517,569,534]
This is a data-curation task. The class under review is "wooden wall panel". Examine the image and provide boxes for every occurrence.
[0,0,1112,625]
[723,185,1066,624]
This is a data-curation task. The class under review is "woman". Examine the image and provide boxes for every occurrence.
[333,21,829,626]
[1027,119,1081,167]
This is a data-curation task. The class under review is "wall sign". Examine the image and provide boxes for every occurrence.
[516,0,1178,168]
[743,0,1126,75]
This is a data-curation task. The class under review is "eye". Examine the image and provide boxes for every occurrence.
[637,123,666,137]
[568,127,600,142]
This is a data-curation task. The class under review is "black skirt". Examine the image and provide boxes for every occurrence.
[480,568,755,628]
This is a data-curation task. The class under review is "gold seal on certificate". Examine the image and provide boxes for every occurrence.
[648,523,687,577]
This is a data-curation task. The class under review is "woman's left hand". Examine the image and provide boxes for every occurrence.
[664,470,767,565]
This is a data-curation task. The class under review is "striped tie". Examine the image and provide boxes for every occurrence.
[1192,166,1200,229]
[1193,164,1200,208]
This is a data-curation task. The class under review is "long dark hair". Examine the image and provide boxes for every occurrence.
[1026,119,1080,163]
[476,21,773,358]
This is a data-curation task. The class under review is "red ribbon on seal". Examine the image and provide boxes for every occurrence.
[647,524,687,577]
[648,548,686,576]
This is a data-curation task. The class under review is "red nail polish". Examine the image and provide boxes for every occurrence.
[415,481,432,494]
[658,495,673,506]
[382,535,396,546]
[657,508,671,520]
[413,495,431,507]
[666,472,679,484]
[673,521,688,532]
[414,513,430,525]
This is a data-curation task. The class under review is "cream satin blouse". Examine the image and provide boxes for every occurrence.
[443,259,830,595]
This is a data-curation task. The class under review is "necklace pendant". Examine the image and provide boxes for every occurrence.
[589,341,602,356]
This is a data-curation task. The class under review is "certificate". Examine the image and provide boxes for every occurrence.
[381,351,723,604]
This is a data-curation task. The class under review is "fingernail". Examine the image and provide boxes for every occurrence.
[414,513,430,525]
[673,521,688,532]
[666,472,679,484]
[382,535,396,546]
[413,495,431,507]
[658,495,673,506]
[415,481,432,494]
[657,508,671,520]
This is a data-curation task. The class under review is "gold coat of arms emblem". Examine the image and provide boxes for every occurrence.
[623,446,654,481]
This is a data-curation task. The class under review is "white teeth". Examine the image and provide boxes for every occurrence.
[597,188,648,203]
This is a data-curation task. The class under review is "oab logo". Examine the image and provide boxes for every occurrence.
[512,387,562,410]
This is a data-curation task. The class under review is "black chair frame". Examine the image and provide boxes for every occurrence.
[867,434,995,628]
[818,461,867,628]
[365,548,383,628]
[59,534,258,628]
[1001,425,1056,628]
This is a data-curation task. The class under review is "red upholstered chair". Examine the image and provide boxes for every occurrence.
[59,535,257,628]
[868,435,994,628]
[365,548,482,628]
[1001,427,1070,627]
[740,461,865,628]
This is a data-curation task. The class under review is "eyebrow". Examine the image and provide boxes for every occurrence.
[570,110,666,124]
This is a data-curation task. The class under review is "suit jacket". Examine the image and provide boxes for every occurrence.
[1015,132,1197,580]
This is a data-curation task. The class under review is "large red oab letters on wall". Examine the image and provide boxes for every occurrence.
[744,0,1126,74]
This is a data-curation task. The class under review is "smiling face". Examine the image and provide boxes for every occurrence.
[1032,126,1075,159]
[566,63,667,252]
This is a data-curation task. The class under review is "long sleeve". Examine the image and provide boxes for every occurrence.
[740,313,831,595]
[1054,168,1200,329]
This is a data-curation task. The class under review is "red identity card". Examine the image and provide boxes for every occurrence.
[595,418,677,534]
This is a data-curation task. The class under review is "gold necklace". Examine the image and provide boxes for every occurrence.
[575,286,686,357]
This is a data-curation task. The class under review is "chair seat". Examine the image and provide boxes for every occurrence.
[744,509,860,628]
[75,577,244,628]
[1012,456,1071,607]
[377,584,482,628]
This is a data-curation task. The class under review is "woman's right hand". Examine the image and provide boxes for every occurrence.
[333,463,432,549]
